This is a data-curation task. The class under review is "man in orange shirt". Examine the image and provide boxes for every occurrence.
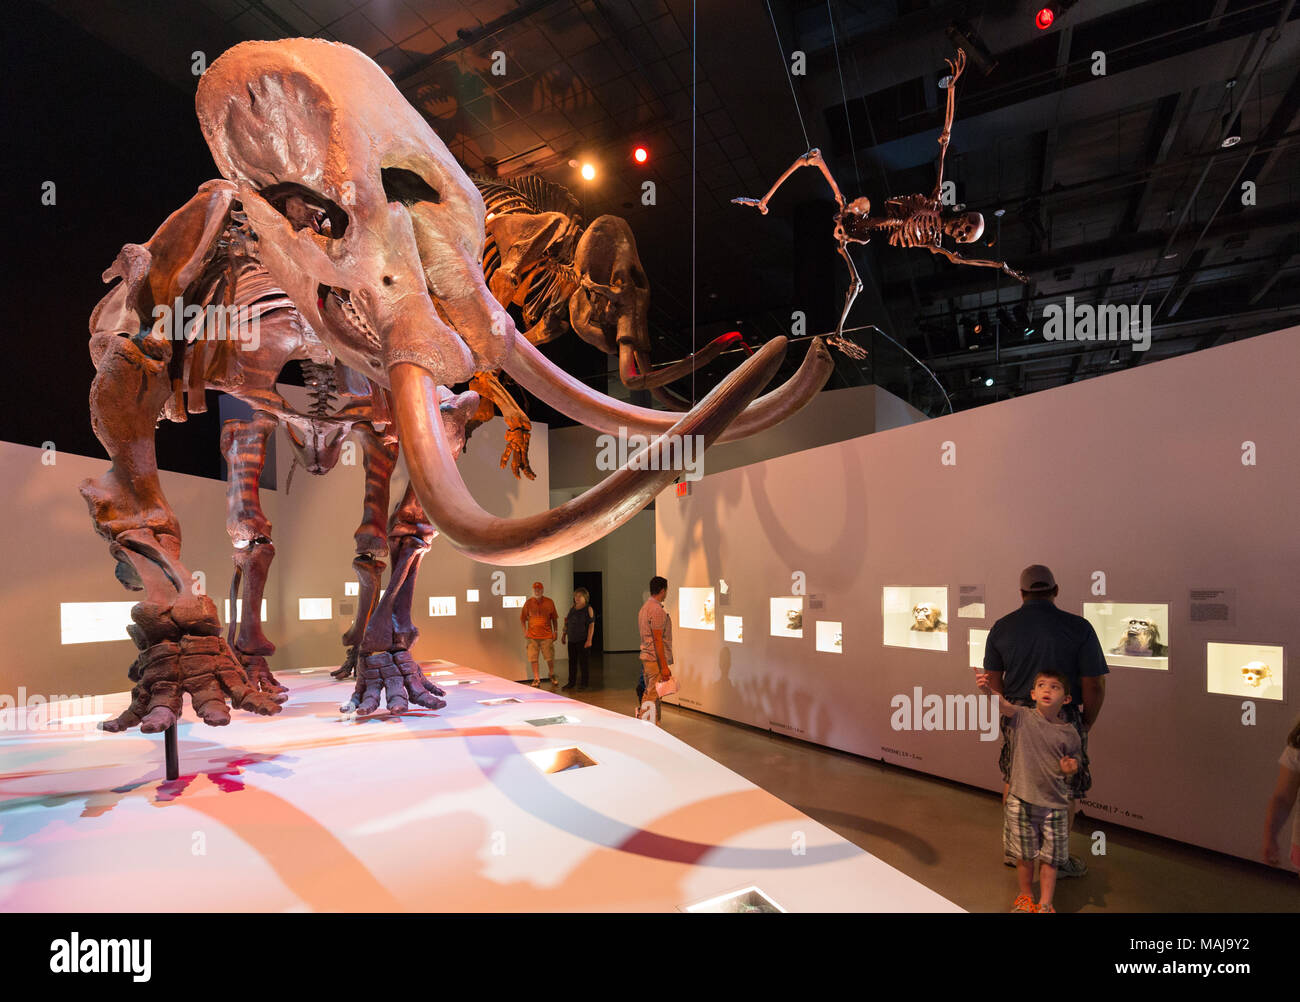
[520,581,559,687]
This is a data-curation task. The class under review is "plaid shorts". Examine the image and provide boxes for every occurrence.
[1004,794,1070,868]
[999,699,1091,797]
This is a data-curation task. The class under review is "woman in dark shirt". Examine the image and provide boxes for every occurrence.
[561,588,595,691]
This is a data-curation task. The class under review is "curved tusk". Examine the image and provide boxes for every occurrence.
[504,334,832,443]
[619,334,742,390]
[391,338,788,565]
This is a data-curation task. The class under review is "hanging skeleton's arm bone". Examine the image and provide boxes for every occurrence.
[929,244,1027,283]
[732,148,848,215]
[932,50,966,201]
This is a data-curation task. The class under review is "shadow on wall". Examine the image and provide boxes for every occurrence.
[670,443,870,744]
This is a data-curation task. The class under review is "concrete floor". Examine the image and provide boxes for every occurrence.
[526,651,1299,912]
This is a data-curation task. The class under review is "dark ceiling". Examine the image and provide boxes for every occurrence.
[26,0,1300,426]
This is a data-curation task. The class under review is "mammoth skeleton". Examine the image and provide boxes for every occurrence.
[460,172,756,478]
[80,39,833,733]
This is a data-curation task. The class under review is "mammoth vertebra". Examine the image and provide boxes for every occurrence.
[82,38,833,730]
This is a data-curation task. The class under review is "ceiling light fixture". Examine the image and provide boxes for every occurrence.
[580,162,596,181]
[1220,112,1242,148]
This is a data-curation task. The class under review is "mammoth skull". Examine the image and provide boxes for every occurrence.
[196,39,833,565]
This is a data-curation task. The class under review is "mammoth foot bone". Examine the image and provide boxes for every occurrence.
[235,653,289,701]
[102,636,284,733]
[340,649,446,714]
[332,646,360,680]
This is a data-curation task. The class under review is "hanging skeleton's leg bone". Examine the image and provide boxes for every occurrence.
[220,412,289,701]
[81,331,282,732]
[829,242,869,360]
[733,150,869,357]
[731,148,848,216]
[334,423,399,680]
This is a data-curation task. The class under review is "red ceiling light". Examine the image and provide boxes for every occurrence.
[1035,5,1056,30]
[633,145,649,164]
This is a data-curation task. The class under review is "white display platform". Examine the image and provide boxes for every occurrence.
[0,663,960,912]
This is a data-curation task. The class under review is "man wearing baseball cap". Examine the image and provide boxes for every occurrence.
[978,564,1109,878]
[520,581,559,687]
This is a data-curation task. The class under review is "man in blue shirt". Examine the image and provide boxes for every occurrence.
[979,564,1108,877]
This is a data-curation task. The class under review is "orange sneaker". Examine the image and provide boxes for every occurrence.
[1011,894,1038,913]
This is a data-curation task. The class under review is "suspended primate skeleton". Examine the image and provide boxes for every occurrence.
[734,50,1025,354]
[81,38,834,732]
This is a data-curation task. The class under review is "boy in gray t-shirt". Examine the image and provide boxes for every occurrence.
[977,668,1081,913]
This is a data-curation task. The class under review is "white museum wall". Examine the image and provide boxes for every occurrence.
[657,328,1300,866]
[0,442,268,700]
[2,389,552,699]
[544,383,925,655]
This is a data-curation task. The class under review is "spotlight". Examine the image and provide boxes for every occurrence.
[580,162,596,181]
[1034,1,1077,30]
[633,145,649,164]
[984,377,994,387]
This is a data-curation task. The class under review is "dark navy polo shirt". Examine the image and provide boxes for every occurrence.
[983,599,1109,704]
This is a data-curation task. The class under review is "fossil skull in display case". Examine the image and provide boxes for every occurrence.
[1109,618,1167,657]
[1240,661,1272,688]
[910,603,947,633]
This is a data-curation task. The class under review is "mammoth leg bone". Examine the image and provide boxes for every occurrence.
[467,370,536,480]
[81,331,282,733]
[334,422,399,680]
[220,412,289,701]
[340,483,445,714]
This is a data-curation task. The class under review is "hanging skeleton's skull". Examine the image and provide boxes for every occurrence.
[844,196,872,222]
[196,38,513,388]
[942,211,985,244]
